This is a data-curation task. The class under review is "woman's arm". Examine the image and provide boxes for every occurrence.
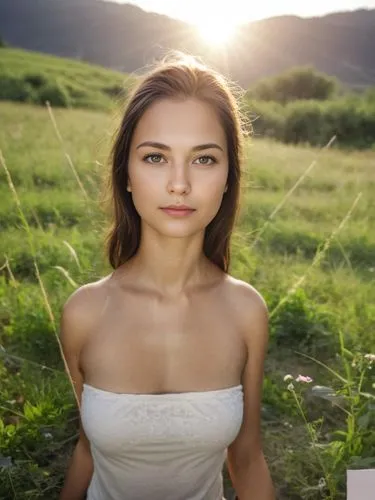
[59,438,93,500]
[227,452,274,500]
[58,287,95,500]
[226,283,275,500]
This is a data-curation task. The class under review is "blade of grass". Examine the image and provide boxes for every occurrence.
[53,266,79,288]
[62,241,82,271]
[270,192,362,318]
[45,101,89,201]
[249,135,336,248]
[1,255,18,286]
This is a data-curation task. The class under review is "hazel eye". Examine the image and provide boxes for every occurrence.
[143,153,165,164]
[193,155,216,165]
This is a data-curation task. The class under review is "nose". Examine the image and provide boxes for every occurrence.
[167,162,191,195]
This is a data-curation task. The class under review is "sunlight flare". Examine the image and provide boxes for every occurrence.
[195,18,239,46]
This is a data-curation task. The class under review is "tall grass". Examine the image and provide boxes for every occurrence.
[0,149,79,409]
[0,101,374,498]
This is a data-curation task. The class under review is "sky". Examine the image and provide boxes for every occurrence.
[112,0,375,25]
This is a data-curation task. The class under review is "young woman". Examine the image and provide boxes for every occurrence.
[59,53,275,500]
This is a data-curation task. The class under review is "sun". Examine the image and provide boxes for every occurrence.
[195,19,238,46]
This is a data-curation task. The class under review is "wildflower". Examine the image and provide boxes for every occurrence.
[283,374,294,382]
[287,382,295,392]
[364,354,375,363]
[296,374,313,383]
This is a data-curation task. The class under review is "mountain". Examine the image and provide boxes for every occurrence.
[0,0,374,89]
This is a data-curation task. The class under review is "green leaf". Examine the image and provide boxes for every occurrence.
[23,401,42,420]
[357,413,371,429]
[311,385,340,402]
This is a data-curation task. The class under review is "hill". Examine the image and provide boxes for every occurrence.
[2,47,375,151]
[0,0,375,89]
[0,47,135,109]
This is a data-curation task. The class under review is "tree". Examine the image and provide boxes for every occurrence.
[247,66,339,103]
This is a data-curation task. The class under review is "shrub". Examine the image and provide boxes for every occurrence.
[247,66,339,103]
[246,99,286,139]
[37,82,70,107]
[23,72,49,89]
[269,289,335,355]
[0,74,34,102]
[321,100,375,149]
[283,100,325,145]
[102,84,126,99]
[245,96,375,149]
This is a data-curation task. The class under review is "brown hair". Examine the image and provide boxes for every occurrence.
[104,52,247,273]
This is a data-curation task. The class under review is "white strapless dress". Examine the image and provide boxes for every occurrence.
[81,382,244,500]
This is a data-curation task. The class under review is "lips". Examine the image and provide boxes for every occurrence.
[160,206,196,216]
[162,205,194,210]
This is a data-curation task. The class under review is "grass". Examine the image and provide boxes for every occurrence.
[0,100,374,499]
[0,47,136,110]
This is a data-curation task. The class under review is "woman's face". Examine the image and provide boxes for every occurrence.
[127,97,229,238]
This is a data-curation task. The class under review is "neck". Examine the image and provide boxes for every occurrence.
[122,225,216,297]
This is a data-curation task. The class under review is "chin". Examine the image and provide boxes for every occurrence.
[159,228,201,238]
[149,221,204,238]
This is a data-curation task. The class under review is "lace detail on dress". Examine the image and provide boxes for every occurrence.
[81,383,244,500]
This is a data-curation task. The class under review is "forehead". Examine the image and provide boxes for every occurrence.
[132,98,226,148]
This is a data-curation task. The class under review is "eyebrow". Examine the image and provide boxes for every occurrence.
[136,141,224,152]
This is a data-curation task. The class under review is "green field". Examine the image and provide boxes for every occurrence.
[0,99,374,499]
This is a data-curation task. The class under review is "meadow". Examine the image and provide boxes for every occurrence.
[0,97,374,499]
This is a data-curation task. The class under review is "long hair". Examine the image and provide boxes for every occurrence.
[104,52,247,273]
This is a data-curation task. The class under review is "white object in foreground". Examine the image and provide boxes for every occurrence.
[347,469,375,500]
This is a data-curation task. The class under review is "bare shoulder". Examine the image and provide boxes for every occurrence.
[59,273,113,350]
[224,275,268,315]
[224,275,269,340]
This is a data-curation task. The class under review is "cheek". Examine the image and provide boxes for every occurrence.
[128,161,154,194]
[129,172,162,218]
[209,190,226,218]
[130,184,154,215]
[197,181,227,223]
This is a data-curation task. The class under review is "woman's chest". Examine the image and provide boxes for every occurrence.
[80,285,246,392]
[81,384,244,455]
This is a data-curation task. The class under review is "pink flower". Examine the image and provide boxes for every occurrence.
[296,374,313,383]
